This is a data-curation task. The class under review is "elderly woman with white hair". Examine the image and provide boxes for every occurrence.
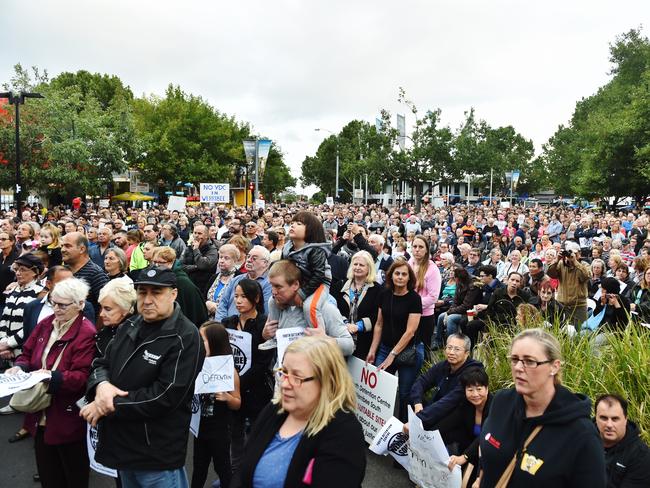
[96,277,137,358]
[331,250,381,360]
[205,243,242,317]
[104,247,132,282]
[6,277,96,488]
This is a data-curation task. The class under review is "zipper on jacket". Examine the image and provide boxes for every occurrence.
[144,423,151,446]
[116,333,178,378]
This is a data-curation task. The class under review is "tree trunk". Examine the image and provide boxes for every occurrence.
[414,179,422,213]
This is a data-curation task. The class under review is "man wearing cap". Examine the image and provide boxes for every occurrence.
[81,265,205,487]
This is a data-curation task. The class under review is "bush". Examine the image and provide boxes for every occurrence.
[474,321,650,443]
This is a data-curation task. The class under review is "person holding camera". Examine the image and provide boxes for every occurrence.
[546,242,591,325]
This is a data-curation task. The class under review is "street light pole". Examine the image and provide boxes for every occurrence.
[315,128,339,201]
[0,91,44,214]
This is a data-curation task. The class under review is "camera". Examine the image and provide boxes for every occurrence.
[561,250,573,258]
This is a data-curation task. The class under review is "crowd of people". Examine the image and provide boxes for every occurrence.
[0,198,648,488]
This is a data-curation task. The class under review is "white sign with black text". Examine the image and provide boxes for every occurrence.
[276,327,306,363]
[86,424,118,478]
[227,329,252,376]
[194,355,235,394]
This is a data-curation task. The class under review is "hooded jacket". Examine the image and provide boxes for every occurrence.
[479,386,605,488]
[603,420,650,488]
[86,304,205,470]
[410,358,484,429]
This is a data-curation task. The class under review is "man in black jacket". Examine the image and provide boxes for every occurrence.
[595,394,650,488]
[82,266,204,487]
[181,224,219,296]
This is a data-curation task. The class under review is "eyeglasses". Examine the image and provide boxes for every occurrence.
[51,300,75,309]
[246,255,266,262]
[0,237,9,241]
[445,345,466,353]
[507,356,553,369]
[275,369,315,387]
[152,260,170,266]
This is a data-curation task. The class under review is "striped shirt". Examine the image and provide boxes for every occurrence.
[73,259,109,317]
[0,280,45,353]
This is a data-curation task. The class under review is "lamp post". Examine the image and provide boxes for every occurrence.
[314,128,339,201]
[0,91,44,214]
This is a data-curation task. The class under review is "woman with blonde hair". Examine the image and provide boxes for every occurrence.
[476,328,605,487]
[233,336,366,488]
[331,250,381,360]
[228,235,251,274]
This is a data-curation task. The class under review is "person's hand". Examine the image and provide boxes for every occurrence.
[607,294,621,309]
[630,303,637,312]
[475,304,488,312]
[347,323,358,335]
[304,327,326,338]
[262,319,279,340]
[403,422,409,434]
[33,369,52,379]
[192,239,201,250]
[378,353,394,371]
[205,301,217,314]
[414,403,424,414]
[80,401,103,427]
[366,351,376,366]
[447,455,467,471]
[342,231,351,241]
[4,366,21,375]
[0,349,14,359]
[95,382,128,416]
[214,392,231,402]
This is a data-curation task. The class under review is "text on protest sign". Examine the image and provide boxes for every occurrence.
[227,329,252,376]
[0,371,51,398]
[369,415,410,470]
[200,183,230,203]
[190,394,201,438]
[347,356,398,444]
[194,355,235,394]
[277,327,306,363]
[87,425,118,478]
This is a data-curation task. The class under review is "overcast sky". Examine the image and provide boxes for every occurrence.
[1,0,649,194]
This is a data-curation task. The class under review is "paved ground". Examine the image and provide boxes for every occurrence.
[0,398,412,488]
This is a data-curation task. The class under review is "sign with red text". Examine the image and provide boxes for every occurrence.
[347,356,398,444]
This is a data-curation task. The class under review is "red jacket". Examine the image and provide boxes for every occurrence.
[15,313,96,445]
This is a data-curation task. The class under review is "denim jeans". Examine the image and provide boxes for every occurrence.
[120,467,189,488]
[375,342,424,422]
[435,312,465,346]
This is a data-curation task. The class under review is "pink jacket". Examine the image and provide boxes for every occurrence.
[408,258,442,317]
[15,313,96,445]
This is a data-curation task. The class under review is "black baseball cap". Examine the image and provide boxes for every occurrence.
[133,266,177,288]
[14,252,44,273]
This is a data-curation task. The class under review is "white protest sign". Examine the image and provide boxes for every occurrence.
[255,199,265,210]
[0,371,51,398]
[86,424,118,478]
[369,415,410,470]
[167,195,187,213]
[407,406,461,488]
[194,355,235,394]
[347,356,398,444]
[277,327,306,363]
[189,394,201,438]
[99,199,110,208]
[227,329,252,376]
[200,183,230,203]
[325,197,334,206]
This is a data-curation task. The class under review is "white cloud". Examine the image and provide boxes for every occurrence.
[1,0,648,196]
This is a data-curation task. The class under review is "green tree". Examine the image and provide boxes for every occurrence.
[261,145,296,202]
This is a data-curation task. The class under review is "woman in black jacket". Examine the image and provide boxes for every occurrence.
[437,368,492,486]
[221,278,274,472]
[330,250,381,360]
[435,266,482,343]
[232,336,366,488]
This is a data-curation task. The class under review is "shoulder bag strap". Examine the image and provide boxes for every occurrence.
[51,343,69,371]
[494,425,542,488]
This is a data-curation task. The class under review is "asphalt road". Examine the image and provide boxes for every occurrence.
[0,398,412,488]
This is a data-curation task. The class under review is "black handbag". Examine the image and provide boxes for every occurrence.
[394,345,417,367]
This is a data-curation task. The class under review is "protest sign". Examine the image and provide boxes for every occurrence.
[277,327,305,363]
[227,329,252,375]
[87,424,118,478]
[407,406,461,488]
[194,355,235,394]
[200,183,230,203]
[0,371,51,398]
[347,356,398,444]
[167,195,187,212]
[189,394,201,438]
[369,415,410,470]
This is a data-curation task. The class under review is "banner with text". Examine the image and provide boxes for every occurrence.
[194,355,235,394]
[200,183,230,203]
[277,327,306,363]
[0,371,51,398]
[347,356,398,444]
[369,415,410,470]
[87,425,118,478]
[227,329,252,376]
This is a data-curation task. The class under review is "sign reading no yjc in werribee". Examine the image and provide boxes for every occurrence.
[199,183,230,203]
